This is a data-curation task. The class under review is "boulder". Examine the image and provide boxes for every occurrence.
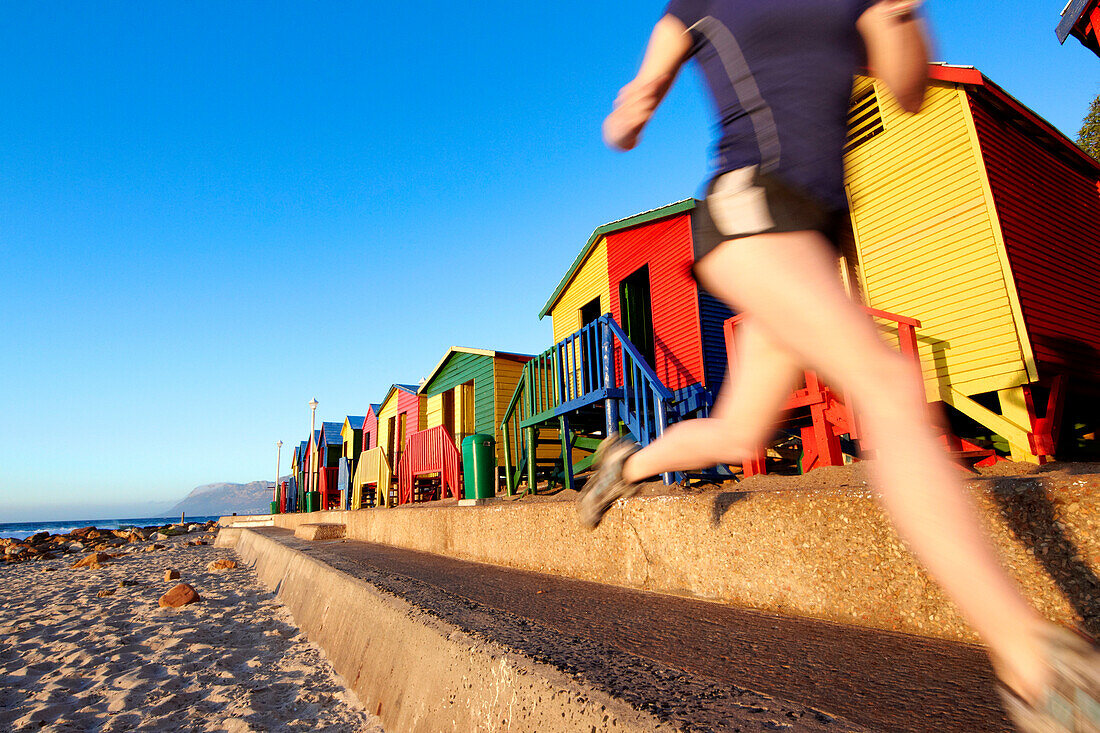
[27,531,50,545]
[118,579,139,587]
[207,559,237,572]
[152,543,166,550]
[68,542,84,552]
[5,545,26,557]
[152,533,169,541]
[96,589,116,598]
[0,537,12,548]
[70,526,96,538]
[70,552,110,569]
[188,524,202,533]
[158,583,200,608]
[164,569,181,581]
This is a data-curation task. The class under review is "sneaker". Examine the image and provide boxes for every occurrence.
[999,626,1100,732]
[577,436,640,529]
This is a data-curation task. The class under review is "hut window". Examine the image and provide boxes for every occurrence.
[845,86,884,152]
[580,297,602,327]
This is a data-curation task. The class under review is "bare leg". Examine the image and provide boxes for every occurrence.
[632,230,1048,698]
[622,317,804,482]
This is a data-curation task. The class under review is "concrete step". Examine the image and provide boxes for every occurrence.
[293,523,345,541]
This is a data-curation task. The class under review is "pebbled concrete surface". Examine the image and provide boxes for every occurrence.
[272,530,1013,733]
[223,462,1100,645]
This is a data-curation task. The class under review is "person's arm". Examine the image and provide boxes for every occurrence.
[857,0,930,114]
[603,15,694,151]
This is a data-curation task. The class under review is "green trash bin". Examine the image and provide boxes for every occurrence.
[270,500,279,515]
[462,434,497,500]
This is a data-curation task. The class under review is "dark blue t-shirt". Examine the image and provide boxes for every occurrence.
[665,0,877,211]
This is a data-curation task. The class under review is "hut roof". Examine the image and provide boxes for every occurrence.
[1057,0,1099,56]
[319,422,343,447]
[927,64,1099,173]
[539,199,696,319]
[419,347,533,395]
[344,416,365,431]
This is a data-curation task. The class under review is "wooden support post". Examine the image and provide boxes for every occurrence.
[997,387,1044,464]
[559,416,575,493]
[525,426,537,493]
[602,321,619,437]
[502,421,515,496]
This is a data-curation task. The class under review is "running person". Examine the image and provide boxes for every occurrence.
[580,1,1100,729]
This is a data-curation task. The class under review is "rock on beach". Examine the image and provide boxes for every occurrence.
[159,583,201,608]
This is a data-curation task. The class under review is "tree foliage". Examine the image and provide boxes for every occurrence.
[1079,94,1100,161]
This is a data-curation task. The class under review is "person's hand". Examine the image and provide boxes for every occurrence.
[877,0,923,20]
[603,74,673,151]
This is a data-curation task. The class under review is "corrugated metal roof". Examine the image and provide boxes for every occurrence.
[395,384,419,394]
[319,422,344,447]
[368,403,382,416]
[344,416,365,431]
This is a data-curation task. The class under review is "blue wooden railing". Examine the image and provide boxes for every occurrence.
[501,315,677,492]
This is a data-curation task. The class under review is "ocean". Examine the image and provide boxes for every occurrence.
[0,515,223,541]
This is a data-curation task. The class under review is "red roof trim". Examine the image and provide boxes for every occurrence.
[923,64,1099,173]
[927,65,984,85]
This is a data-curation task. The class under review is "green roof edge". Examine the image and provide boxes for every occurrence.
[538,199,697,319]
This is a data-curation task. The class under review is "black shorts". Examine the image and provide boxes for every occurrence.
[692,166,850,265]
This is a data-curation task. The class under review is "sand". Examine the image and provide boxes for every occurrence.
[0,532,384,732]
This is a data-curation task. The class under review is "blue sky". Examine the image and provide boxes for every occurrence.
[1,1,1097,521]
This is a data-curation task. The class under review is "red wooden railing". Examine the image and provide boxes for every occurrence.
[397,425,463,505]
[723,306,923,477]
[319,467,340,510]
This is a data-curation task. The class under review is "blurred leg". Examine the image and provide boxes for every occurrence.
[663,229,1047,698]
[621,317,804,482]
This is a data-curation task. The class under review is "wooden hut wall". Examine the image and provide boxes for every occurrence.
[606,213,706,392]
[341,421,363,463]
[423,352,496,445]
[376,392,402,465]
[362,407,379,452]
[550,237,611,343]
[491,355,556,463]
[843,76,1033,399]
[968,92,1100,391]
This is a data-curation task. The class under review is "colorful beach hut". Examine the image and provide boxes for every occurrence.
[339,416,365,509]
[399,347,535,503]
[374,385,425,507]
[316,422,344,510]
[501,201,731,492]
[842,65,1100,464]
[351,404,383,509]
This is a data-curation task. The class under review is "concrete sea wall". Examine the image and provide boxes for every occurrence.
[222,466,1100,644]
[217,528,678,733]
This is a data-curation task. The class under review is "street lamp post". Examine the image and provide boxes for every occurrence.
[271,440,283,515]
[308,398,319,512]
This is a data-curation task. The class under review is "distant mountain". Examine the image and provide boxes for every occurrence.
[168,478,286,517]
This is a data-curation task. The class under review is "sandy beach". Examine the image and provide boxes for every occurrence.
[0,527,384,732]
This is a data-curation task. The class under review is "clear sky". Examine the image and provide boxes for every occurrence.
[2,1,1097,521]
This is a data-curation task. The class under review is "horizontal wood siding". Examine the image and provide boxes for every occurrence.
[551,238,611,344]
[607,214,705,391]
[698,290,734,393]
[970,94,1100,388]
[844,78,1030,398]
[426,394,444,429]
[492,356,553,462]
[396,390,425,435]
[362,409,378,452]
[421,352,495,434]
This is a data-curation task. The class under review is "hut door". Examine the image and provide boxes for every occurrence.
[619,265,656,369]
[442,389,456,439]
[461,381,475,440]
